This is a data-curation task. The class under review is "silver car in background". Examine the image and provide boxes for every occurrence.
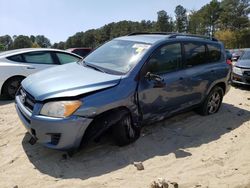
[0,48,81,99]
[232,49,250,85]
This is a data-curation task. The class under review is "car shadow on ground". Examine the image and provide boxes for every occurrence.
[232,84,250,91]
[0,96,14,106]
[22,102,250,180]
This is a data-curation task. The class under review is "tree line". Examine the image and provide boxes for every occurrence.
[0,0,249,51]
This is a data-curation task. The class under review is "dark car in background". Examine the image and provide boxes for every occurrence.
[66,48,92,58]
[232,49,250,86]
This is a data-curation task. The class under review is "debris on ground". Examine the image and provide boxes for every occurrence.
[150,178,178,188]
[133,161,144,170]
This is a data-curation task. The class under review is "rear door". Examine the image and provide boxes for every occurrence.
[181,42,218,105]
[22,51,58,75]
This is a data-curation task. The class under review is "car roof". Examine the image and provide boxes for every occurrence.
[0,48,82,58]
[117,34,169,44]
[66,48,92,50]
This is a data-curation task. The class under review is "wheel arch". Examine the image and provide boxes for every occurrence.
[80,106,134,147]
[206,81,226,97]
[1,75,26,95]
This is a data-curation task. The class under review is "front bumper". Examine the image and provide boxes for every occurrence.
[15,95,92,150]
[231,72,250,86]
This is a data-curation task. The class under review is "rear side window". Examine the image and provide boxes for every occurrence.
[148,43,182,74]
[184,43,206,68]
[208,44,221,62]
[23,52,54,64]
[56,53,80,64]
[7,54,24,62]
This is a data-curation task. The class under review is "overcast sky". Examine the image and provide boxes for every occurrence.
[0,0,211,43]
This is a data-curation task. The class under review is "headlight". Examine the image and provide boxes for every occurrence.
[40,100,82,118]
[233,67,243,76]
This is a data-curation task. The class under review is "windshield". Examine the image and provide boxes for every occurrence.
[240,51,250,60]
[84,40,151,74]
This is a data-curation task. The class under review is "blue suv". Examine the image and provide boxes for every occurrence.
[15,33,231,151]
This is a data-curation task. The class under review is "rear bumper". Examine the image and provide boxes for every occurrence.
[15,95,92,150]
[231,73,250,86]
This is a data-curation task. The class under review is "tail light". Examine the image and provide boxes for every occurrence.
[226,59,232,65]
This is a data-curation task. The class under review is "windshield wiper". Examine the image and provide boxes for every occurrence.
[81,61,106,73]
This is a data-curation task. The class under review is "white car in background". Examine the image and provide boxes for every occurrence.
[0,48,82,99]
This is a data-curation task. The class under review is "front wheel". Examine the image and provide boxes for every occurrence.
[112,114,140,146]
[197,86,224,116]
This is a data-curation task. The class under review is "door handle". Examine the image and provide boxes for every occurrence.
[27,67,36,69]
[179,77,184,80]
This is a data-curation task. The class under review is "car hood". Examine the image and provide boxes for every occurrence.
[22,62,122,101]
[235,60,250,69]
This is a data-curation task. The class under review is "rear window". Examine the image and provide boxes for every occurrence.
[208,44,221,62]
[56,53,80,64]
[23,52,54,64]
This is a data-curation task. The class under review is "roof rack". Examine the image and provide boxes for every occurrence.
[168,33,218,41]
[128,32,218,42]
[128,32,176,36]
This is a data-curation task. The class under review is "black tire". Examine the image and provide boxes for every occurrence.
[2,77,23,99]
[197,86,224,116]
[112,114,140,146]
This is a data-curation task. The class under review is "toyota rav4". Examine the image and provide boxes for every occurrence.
[15,33,231,151]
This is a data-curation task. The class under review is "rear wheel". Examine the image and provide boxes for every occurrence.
[197,86,224,116]
[2,77,23,99]
[112,114,140,146]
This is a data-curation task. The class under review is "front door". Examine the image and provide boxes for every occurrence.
[137,42,189,121]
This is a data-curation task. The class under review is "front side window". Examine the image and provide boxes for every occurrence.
[84,40,151,74]
[148,43,182,74]
[23,51,54,64]
[208,44,221,62]
[56,53,80,64]
[184,43,206,68]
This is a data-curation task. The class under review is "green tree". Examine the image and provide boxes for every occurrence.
[175,5,188,32]
[188,10,206,35]
[30,35,36,43]
[0,35,13,50]
[219,0,250,31]
[204,0,221,36]
[188,0,221,36]
[53,41,65,49]
[215,30,237,48]
[35,35,51,48]
[0,43,4,51]
[156,10,174,32]
[13,35,32,49]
